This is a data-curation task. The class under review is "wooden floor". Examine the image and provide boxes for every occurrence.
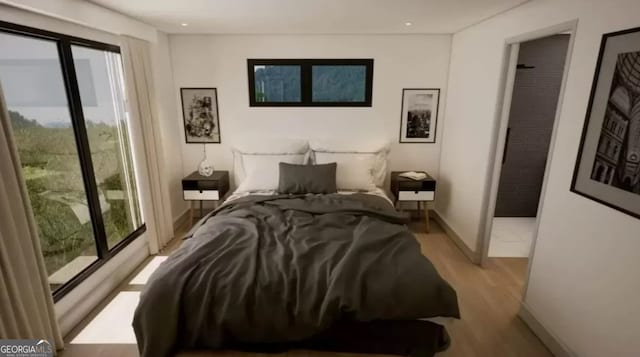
[60,219,551,357]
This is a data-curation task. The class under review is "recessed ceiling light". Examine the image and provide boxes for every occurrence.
[405,22,413,27]
[181,23,189,27]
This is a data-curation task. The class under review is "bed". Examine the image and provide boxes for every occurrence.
[133,139,460,357]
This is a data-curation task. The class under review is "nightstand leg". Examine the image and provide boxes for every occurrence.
[200,200,204,218]
[424,202,431,233]
[189,201,194,226]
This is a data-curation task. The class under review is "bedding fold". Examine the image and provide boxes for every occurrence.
[133,193,459,357]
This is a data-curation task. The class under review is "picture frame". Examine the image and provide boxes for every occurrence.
[399,88,439,143]
[571,26,640,219]
[180,87,221,143]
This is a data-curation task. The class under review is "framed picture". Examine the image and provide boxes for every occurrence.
[399,88,440,143]
[180,88,221,143]
[571,26,640,219]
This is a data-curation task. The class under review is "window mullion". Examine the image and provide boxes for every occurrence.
[301,62,312,105]
[57,39,109,259]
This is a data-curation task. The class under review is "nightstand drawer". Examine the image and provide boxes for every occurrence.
[183,190,220,201]
[398,190,434,201]
[398,180,436,191]
[182,180,220,191]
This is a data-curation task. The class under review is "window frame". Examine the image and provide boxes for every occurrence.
[247,58,374,107]
[0,20,146,302]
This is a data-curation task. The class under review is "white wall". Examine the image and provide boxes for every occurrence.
[169,34,451,209]
[0,3,119,44]
[0,0,156,42]
[437,0,640,356]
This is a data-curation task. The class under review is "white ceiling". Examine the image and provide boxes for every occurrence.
[87,0,530,34]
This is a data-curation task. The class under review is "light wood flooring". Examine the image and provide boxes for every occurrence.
[59,219,551,357]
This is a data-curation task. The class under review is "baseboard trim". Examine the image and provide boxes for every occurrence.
[519,303,575,357]
[431,210,480,264]
[173,208,190,230]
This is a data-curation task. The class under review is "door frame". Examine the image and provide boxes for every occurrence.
[477,19,579,282]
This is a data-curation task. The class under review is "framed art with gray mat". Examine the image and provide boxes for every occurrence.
[399,88,439,143]
[572,26,640,219]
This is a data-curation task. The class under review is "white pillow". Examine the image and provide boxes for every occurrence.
[231,138,309,186]
[236,154,305,192]
[314,152,376,191]
[309,139,389,153]
[233,138,309,155]
[309,139,389,187]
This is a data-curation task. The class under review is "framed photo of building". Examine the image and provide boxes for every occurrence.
[571,26,640,219]
[180,88,221,143]
[399,88,439,143]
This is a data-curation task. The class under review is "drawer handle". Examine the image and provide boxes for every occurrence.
[415,191,419,194]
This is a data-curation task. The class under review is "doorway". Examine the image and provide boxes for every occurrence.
[479,20,577,268]
[488,34,571,258]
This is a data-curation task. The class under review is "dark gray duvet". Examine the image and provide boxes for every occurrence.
[133,194,459,357]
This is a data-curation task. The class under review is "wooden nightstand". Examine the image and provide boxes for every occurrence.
[391,171,436,232]
[182,171,230,225]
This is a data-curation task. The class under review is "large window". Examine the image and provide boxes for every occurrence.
[0,21,145,301]
[247,59,373,107]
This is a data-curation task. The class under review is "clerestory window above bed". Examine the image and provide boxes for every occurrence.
[247,58,374,107]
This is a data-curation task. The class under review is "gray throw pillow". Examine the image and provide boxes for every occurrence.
[278,162,337,194]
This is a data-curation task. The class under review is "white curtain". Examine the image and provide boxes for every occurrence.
[120,35,174,253]
[0,83,64,350]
